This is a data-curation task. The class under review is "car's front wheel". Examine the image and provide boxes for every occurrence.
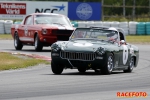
[51,61,64,74]
[14,33,23,50]
[101,53,114,75]
[124,57,134,73]
[34,34,43,51]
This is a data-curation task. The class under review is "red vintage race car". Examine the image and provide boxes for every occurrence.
[11,13,74,51]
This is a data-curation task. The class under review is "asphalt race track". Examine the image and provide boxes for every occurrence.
[0,40,150,100]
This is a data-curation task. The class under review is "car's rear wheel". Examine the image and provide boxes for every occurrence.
[124,57,134,73]
[101,53,114,75]
[34,34,43,51]
[51,61,64,74]
[14,33,23,50]
[78,67,86,73]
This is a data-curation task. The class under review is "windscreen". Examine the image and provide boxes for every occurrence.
[35,15,71,26]
[70,28,119,42]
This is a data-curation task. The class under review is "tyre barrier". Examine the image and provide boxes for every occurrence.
[1,20,150,35]
[77,21,87,28]
[0,20,5,34]
[94,21,103,27]
[72,21,150,35]
[119,22,129,35]
[86,21,95,28]
[136,22,146,35]
[4,20,13,34]
[14,21,21,25]
[103,21,112,27]
[71,21,78,28]
[111,21,119,28]
[129,21,137,35]
[146,22,150,35]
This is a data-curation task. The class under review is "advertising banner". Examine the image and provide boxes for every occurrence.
[27,2,68,17]
[0,2,26,19]
[0,1,68,20]
[68,2,101,20]
[0,1,101,20]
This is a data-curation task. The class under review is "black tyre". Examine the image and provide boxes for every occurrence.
[34,34,43,51]
[101,53,114,75]
[78,67,86,73]
[14,33,23,50]
[124,57,134,73]
[51,61,63,74]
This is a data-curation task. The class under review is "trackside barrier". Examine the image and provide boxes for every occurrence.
[136,22,146,35]
[0,20,5,34]
[4,20,13,34]
[102,21,112,27]
[111,21,119,27]
[129,21,137,35]
[72,21,150,35]
[119,22,129,35]
[146,22,150,35]
[71,21,78,28]
[86,21,95,28]
[1,20,150,35]
[94,21,103,27]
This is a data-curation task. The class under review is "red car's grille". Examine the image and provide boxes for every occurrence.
[52,30,73,41]
[60,51,96,61]
[52,30,73,35]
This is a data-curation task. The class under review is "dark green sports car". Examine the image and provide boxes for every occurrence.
[51,27,139,75]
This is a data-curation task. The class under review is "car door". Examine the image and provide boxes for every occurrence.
[24,15,34,42]
[119,44,130,66]
[17,20,26,41]
[18,15,32,42]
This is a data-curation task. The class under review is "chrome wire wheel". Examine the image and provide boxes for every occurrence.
[124,57,134,73]
[101,53,114,75]
[107,56,113,72]
[129,57,134,70]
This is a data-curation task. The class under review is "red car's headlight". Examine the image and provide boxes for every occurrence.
[42,29,47,34]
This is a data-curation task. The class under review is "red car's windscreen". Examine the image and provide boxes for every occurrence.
[35,15,72,26]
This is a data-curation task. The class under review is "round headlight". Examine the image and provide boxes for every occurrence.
[96,47,105,55]
[42,29,47,34]
[51,43,60,52]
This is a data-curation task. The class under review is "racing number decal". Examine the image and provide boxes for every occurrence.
[122,45,128,65]
[24,27,28,36]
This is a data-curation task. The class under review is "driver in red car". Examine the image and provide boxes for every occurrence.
[75,31,84,38]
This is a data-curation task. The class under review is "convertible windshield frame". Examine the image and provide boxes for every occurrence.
[70,28,119,42]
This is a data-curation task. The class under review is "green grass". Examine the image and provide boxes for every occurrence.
[0,52,50,71]
[0,34,13,40]
[126,35,150,43]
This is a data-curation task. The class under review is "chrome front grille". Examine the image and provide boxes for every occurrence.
[60,51,96,61]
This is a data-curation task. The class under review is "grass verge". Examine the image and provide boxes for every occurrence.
[0,34,13,40]
[0,52,50,71]
[126,35,150,44]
